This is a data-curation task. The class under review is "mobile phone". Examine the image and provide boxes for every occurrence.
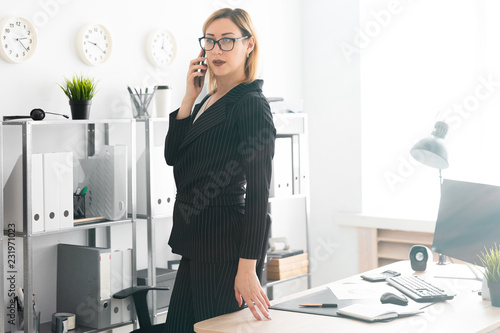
[198,50,205,87]
[360,270,401,282]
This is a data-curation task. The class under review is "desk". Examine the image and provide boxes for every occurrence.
[194,261,500,333]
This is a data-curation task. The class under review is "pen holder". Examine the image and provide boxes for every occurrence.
[130,92,155,119]
[73,193,86,219]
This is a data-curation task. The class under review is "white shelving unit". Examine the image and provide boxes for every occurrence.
[265,113,311,300]
[135,118,176,325]
[0,124,4,333]
[135,114,311,309]
[2,119,137,333]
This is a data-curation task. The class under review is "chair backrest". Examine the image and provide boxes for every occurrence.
[256,213,272,285]
[113,286,170,333]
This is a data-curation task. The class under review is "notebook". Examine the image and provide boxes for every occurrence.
[337,303,423,322]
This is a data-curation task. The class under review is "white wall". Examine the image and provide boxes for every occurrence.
[304,0,362,286]
[361,0,500,221]
[1,0,307,325]
[0,0,303,120]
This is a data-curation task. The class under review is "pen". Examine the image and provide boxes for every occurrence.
[299,303,338,308]
[80,186,88,196]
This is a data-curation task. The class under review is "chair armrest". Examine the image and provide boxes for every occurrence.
[112,286,171,329]
[113,286,170,299]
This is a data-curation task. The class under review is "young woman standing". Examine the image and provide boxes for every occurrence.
[164,8,276,332]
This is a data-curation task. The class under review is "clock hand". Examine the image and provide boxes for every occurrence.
[88,40,106,53]
[16,38,29,52]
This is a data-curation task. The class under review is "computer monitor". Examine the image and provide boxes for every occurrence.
[432,178,500,266]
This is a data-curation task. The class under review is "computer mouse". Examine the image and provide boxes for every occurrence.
[380,292,408,306]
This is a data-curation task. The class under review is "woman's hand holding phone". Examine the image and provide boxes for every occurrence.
[177,50,207,120]
[187,49,206,94]
[198,50,206,87]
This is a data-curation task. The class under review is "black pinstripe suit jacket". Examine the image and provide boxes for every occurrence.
[165,80,276,262]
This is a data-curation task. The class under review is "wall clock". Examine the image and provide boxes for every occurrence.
[146,29,177,68]
[0,16,38,63]
[77,23,113,65]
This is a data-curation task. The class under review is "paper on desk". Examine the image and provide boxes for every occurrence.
[327,283,397,300]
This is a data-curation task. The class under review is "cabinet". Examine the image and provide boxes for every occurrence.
[357,227,438,271]
[2,119,137,332]
[265,113,311,300]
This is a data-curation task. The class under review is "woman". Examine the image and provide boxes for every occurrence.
[164,8,276,332]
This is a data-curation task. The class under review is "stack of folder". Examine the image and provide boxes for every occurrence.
[267,252,308,280]
[4,152,74,233]
[57,244,133,329]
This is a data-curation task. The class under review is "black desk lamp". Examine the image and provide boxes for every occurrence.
[410,121,449,265]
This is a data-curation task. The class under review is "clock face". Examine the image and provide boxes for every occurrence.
[77,24,113,65]
[146,29,176,68]
[0,16,38,63]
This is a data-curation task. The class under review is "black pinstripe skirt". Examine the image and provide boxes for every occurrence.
[163,257,242,332]
[168,199,247,263]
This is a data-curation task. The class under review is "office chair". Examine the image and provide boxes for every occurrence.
[113,286,170,333]
[256,214,272,285]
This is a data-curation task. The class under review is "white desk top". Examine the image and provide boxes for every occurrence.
[194,261,500,333]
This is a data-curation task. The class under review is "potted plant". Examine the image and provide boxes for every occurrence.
[59,74,98,119]
[477,243,500,307]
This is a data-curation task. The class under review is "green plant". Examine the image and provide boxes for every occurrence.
[59,74,98,101]
[477,243,500,283]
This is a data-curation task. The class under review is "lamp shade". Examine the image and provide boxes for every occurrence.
[410,121,449,169]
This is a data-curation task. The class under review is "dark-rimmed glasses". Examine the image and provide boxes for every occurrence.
[198,36,249,51]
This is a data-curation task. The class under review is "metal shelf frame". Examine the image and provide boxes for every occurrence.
[2,119,137,332]
[136,117,171,324]
[0,124,4,333]
[265,114,311,299]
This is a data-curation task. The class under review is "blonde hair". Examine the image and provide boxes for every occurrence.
[202,8,259,93]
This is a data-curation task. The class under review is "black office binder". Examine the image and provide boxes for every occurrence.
[57,244,112,329]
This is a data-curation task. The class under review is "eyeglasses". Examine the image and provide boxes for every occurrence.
[198,36,249,51]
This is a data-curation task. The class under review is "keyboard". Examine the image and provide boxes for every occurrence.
[387,275,455,303]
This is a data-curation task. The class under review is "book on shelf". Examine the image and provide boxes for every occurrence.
[337,303,423,322]
[267,252,308,280]
[267,249,304,259]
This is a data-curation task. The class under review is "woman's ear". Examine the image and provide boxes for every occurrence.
[246,36,255,54]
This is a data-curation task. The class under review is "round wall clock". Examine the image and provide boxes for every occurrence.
[146,29,177,68]
[77,23,113,65]
[0,16,38,63]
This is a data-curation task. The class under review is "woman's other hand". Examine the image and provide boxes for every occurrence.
[234,258,272,321]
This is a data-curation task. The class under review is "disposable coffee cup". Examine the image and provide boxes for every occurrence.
[155,85,171,117]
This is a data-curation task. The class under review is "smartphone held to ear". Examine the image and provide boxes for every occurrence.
[198,50,205,87]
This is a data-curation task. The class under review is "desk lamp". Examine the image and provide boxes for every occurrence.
[410,121,449,265]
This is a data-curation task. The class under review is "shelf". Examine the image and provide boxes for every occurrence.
[268,193,307,203]
[136,213,172,220]
[377,229,433,245]
[4,219,134,237]
[357,226,438,271]
[2,118,135,126]
[38,219,133,236]
[39,320,133,333]
[265,273,310,287]
[2,118,138,332]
